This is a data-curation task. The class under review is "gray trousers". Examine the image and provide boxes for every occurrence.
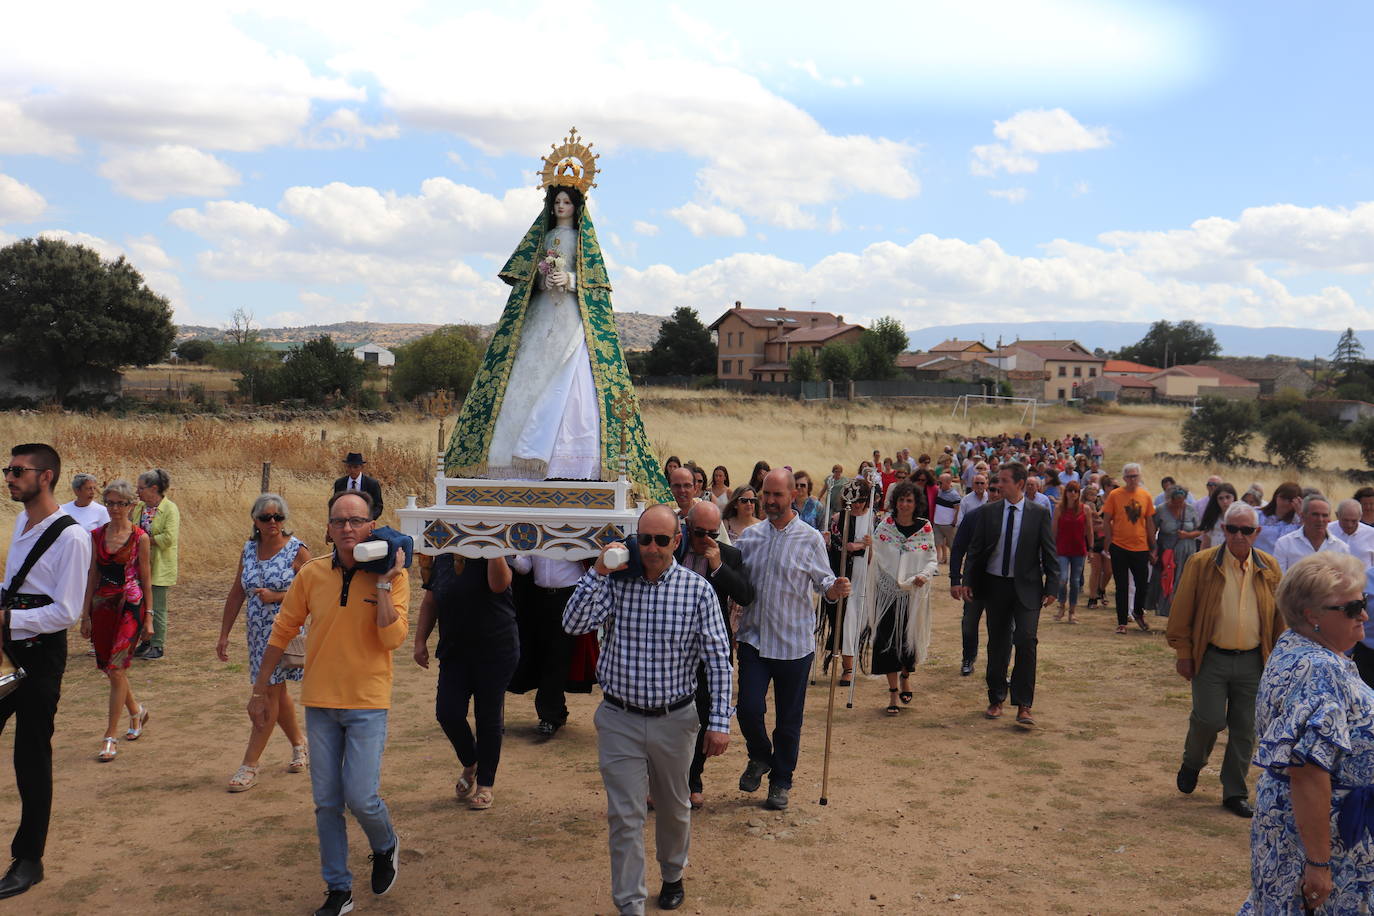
[595,700,699,916]
[1181,646,1261,801]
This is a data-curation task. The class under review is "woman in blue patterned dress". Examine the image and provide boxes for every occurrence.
[215,493,312,792]
[1240,552,1374,914]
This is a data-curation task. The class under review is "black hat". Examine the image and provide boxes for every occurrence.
[344,452,366,465]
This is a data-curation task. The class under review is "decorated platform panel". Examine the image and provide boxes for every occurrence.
[396,475,643,560]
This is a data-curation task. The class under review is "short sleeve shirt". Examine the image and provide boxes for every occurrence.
[1104,486,1155,552]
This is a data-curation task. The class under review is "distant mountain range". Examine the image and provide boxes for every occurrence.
[905,321,1363,359]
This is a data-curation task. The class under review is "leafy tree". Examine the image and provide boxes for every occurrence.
[1118,320,1221,368]
[855,319,905,380]
[175,338,216,363]
[1180,398,1259,463]
[866,317,907,362]
[391,325,483,401]
[210,308,271,373]
[1331,327,1366,375]
[788,346,819,382]
[1263,410,1321,469]
[1348,416,1374,467]
[0,237,175,401]
[236,335,364,405]
[818,342,859,384]
[646,306,715,376]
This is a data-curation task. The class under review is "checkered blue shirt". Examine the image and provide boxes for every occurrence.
[563,560,734,732]
[733,514,837,660]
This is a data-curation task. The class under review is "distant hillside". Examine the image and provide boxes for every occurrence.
[178,312,668,351]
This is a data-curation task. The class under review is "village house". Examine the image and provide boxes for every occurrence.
[1103,359,1162,378]
[985,340,1107,402]
[709,302,862,382]
[1197,358,1313,396]
[927,339,995,360]
[1148,365,1260,400]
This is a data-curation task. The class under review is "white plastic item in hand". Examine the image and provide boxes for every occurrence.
[353,540,389,563]
[602,545,629,570]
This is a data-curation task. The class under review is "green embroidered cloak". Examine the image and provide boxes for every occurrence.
[445,203,669,504]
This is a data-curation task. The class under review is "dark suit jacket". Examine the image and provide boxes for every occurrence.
[962,498,1058,609]
[333,473,384,519]
[674,539,754,636]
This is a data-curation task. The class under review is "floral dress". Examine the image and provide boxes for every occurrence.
[864,516,938,674]
[90,525,145,671]
[1239,630,1374,914]
[241,537,305,685]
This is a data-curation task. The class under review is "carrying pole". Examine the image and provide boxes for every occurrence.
[820,479,862,805]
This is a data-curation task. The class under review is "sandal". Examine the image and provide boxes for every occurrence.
[1053,606,1065,622]
[228,764,259,793]
[469,788,494,810]
[97,737,117,762]
[1115,624,1129,635]
[125,705,149,740]
[838,669,853,688]
[899,674,912,705]
[288,744,309,773]
[886,688,900,716]
[455,769,477,801]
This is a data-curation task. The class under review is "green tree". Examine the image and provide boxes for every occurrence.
[391,325,483,401]
[0,237,175,401]
[1332,327,1366,375]
[788,347,819,382]
[1118,320,1221,368]
[854,318,906,380]
[1348,416,1374,467]
[237,335,365,405]
[175,338,217,363]
[818,342,859,384]
[1180,398,1259,462]
[646,306,715,376]
[1263,410,1321,469]
[210,308,271,373]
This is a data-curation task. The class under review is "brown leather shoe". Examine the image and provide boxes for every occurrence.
[1015,706,1036,727]
[984,703,1003,719]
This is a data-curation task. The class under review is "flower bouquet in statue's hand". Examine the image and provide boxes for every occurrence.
[538,241,570,291]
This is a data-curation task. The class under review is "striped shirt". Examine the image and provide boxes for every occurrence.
[734,514,836,660]
[563,560,733,732]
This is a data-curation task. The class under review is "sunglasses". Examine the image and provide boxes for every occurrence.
[257,513,286,523]
[636,533,673,547]
[737,497,757,504]
[1223,524,1258,536]
[1321,598,1367,618]
[690,528,719,540]
[1,466,40,477]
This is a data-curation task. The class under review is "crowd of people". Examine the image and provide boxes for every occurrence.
[2,434,1373,913]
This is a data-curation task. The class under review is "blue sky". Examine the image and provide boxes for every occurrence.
[3,1,1374,338]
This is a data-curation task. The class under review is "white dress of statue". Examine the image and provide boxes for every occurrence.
[486,190,601,479]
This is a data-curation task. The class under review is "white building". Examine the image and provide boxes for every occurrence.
[352,342,395,367]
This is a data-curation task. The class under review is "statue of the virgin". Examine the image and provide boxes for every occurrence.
[445,129,668,502]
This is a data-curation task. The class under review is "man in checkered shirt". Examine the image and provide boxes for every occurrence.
[563,504,732,916]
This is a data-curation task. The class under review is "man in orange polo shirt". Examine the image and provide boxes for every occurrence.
[1102,462,1155,634]
[249,490,408,916]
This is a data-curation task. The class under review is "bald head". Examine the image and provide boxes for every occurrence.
[1337,498,1362,535]
[639,503,680,533]
[759,468,797,525]
[687,500,721,530]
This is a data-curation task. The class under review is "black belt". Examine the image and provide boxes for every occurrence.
[536,585,576,595]
[603,693,694,717]
[8,630,65,649]
[1208,645,1259,656]
[1,592,53,610]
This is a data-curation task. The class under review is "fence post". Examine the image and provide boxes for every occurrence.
[261,461,271,493]
[321,429,327,443]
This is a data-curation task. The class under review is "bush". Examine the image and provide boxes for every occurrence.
[175,339,217,363]
[391,326,483,402]
[818,342,859,383]
[1181,398,1259,463]
[1263,410,1321,468]
[1350,416,1374,467]
[789,347,819,382]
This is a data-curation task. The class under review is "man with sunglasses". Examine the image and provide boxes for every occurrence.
[0,444,91,899]
[563,505,732,916]
[1165,502,1284,818]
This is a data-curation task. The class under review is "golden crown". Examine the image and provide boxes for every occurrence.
[539,126,599,194]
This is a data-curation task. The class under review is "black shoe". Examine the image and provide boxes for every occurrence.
[657,879,685,910]
[960,660,973,677]
[763,784,790,810]
[0,859,43,899]
[1222,796,1254,818]
[369,843,398,896]
[738,758,770,793]
[1176,764,1199,794]
[132,641,152,658]
[313,889,354,916]
[536,719,562,737]
[140,646,164,660]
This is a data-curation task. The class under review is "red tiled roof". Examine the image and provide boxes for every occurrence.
[930,338,992,352]
[1006,343,1103,362]
[709,307,844,331]
[1151,365,1259,387]
[1104,359,1161,373]
[778,324,862,343]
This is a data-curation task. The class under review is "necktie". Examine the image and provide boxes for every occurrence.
[1001,505,1016,577]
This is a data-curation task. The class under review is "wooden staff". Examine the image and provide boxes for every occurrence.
[819,479,862,805]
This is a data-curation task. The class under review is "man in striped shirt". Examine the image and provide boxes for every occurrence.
[733,468,851,811]
[563,504,732,916]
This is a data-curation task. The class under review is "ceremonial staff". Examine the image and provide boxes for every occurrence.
[819,478,863,806]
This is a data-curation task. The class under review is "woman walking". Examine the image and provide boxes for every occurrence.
[133,469,179,660]
[1053,481,1093,623]
[80,480,152,762]
[723,486,763,542]
[864,481,938,716]
[1148,486,1202,619]
[1199,482,1238,550]
[215,493,311,791]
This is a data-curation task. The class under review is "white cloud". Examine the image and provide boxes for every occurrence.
[668,203,747,238]
[632,220,660,237]
[971,108,1110,176]
[788,60,862,88]
[99,145,241,201]
[0,174,47,222]
[169,200,291,240]
[303,108,400,149]
[988,188,1029,204]
[0,101,78,155]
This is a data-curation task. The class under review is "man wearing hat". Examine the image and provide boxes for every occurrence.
[333,453,384,520]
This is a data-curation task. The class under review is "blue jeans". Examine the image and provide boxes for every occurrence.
[1056,555,1086,606]
[735,642,812,790]
[306,706,397,891]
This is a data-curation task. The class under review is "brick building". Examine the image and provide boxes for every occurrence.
[709,302,862,382]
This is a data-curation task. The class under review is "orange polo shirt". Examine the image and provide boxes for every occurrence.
[1104,486,1155,552]
[269,554,409,709]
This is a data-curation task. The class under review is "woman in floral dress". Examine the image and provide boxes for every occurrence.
[216,493,312,792]
[1240,552,1374,914]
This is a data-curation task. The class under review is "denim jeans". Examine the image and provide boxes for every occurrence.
[1056,555,1086,606]
[306,706,397,891]
[735,642,812,790]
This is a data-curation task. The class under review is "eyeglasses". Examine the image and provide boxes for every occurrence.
[1321,598,1367,618]
[1223,524,1257,536]
[104,500,130,508]
[636,533,673,547]
[669,482,694,490]
[328,517,371,529]
[257,513,286,523]
[1,466,40,477]
[689,528,719,540]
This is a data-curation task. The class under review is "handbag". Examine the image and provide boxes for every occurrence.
[0,515,79,699]
[281,627,307,669]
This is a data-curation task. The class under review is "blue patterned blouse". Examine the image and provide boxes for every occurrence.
[1239,630,1374,914]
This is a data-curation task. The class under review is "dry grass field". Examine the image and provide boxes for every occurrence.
[0,394,1360,914]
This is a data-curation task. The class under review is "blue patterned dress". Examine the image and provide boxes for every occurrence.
[1240,630,1374,914]
[241,537,305,685]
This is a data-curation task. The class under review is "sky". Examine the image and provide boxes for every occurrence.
[4,1,1374,339]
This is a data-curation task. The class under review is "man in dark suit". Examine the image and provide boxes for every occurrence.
[333,453,384,520]
[953,462,1057,727]
[675,500,753,807]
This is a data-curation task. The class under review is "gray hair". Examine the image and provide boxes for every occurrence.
[1337,498,1362,519]
[1276,552,1365,630]
[137,468,170,494]
[102,478,135,503]
[1301,494,1330,516]
[1122,462,1142,477]
[71,473,97,492]
[249,492,292,540]
[1224,502,1258,525]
